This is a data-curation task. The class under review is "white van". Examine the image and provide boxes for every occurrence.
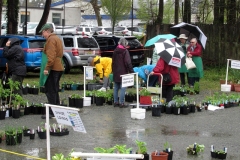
[18,22,56,35]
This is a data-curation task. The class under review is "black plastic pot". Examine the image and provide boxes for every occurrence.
[0,110,6,120]
[152,106,161,117]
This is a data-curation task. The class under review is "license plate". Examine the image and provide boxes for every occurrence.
[85,51,93,55]
[133,55,138,59]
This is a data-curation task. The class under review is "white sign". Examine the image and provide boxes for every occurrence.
[86,67,93,80]
[147,57,151,65]
[231,60,240,69]
[51,107,86,133]
[121,75,134,87]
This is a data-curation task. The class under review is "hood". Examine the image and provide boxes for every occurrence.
[9,38,21,46]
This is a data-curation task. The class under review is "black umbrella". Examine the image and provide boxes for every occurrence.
[170,22,207,49]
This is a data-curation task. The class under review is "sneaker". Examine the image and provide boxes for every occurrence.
[98,87,106,91]
[113,103,119,107]
[120,103,128,108]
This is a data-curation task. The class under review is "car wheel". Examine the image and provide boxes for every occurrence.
[63,58,70,74]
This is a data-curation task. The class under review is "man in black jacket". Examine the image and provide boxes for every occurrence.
[3,38,26,95]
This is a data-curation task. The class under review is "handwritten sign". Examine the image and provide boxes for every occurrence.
[122,75,134,87]
[51,107,86,133]
[86,67,93,80]
[231,60,240,69]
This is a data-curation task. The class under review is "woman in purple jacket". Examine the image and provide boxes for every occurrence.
[112,38,134,108]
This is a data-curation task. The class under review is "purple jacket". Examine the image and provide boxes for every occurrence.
[112,45,133,82]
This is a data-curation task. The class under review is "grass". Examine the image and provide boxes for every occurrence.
[23,67,228,91]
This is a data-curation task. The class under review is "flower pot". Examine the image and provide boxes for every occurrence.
[12,109,20,119]
[68,97,75,107]
[32,88,39,95]
[196,106,202,112]
[23,129,30,136]
[22,87,28,95]
[140,96,152,105]
[40,86,46,93]
[17,133,22,144]
[71,84,78,90]
[75,98,83,108]
[173,107,180,115]
[163,150,173,160]
[151,152,168,160]
[29,133,35,140]
[6,134,17,145]
[37,130,46,139]
[189,104,196,113]
[165,107,173,114]
[210,151,217,158]
[217,153,227,159]
[95,97,104,106]
[180,106,189,115]
[0,110,6,120]
[136,153,149,160]
[20,108,25,116]
[77,84,84,90]
[24,107,30,115]
[152,106,161,117]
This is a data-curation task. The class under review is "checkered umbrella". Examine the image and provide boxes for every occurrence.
[154,38,185,68]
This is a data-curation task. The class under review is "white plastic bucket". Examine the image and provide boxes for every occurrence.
[221,84,231,92]
[131,108,146,120]
[83,97,91,106]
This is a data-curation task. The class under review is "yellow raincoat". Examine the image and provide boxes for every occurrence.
[92,56,112,79]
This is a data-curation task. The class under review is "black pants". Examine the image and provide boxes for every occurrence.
[11,74,24,96]
[188,77,200,86]
[162,84,174,102]
[180,73,190,86]
[44,70,63,114]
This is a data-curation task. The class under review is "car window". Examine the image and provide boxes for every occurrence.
[108,39,115,46]
[77,27,83,31]
[27,24,38,29]
[95,38,108,47]
[104,28,112,32]
[115,27,126,31]
[92,27,102,31]
[77,37,98,48]
[28,40,46,48]
[126,38,141,48]
[85,28,90,32]
[63,38,74,47]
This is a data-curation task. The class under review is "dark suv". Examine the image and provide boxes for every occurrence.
[93,35,144,66]
[0,35,46,72]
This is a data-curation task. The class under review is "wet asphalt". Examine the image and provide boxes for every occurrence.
[0,89,240,160]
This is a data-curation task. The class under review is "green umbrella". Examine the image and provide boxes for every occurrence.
[39,52,49,87]
[144,34,176,47]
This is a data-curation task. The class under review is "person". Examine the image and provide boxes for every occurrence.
[177,34,190,86]
[149,47,160,86]
[112,38,134,108]
[133,65,157,86]
[150,58,179,102]
[87,56,112,91]
[3,38,27,96]
[39,24,64,119]
[187,38,204,87]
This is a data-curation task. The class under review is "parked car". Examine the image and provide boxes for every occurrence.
[76,26,93,36]
[91,26,113,35]
[18,22,56,35]
[57,34,100,73]
[55,25,78,34]
[93,35,144,66]
[0,35,46,72]
[114,26,146,36]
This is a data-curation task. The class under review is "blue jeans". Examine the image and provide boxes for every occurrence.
[114,82,126,104]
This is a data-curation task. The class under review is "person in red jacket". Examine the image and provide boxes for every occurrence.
[150,58,180,102]
[187,38,204,87]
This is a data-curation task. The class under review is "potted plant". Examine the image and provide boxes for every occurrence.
[50,123,69,136]
[11,94,23,119]
[0,105,6,120]
[139,88,152,105]
[114,144,132,154]
[23,126,30,137]
[105,89,113,105]
[135,140,149,160]
[193,82,200,94]
[37,122,46,139]
[72,94,84,108]
[216,149,227,159]
[186,142,205,155]
[163,142,173,160]
[151,150,168,160]
[94,91,105,106]
[5,126,18,145]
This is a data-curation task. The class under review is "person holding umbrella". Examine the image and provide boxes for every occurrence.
[187,38,204,87]
[177,34,190,86]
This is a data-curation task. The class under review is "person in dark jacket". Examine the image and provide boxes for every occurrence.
[150,58,180,102]
[112,38,134,108]
[3,38,26,96]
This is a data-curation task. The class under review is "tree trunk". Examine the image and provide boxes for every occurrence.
[90,0,102,26]
[219,0,225,24]
[7,0,19,34]
[227,0,236,24]
[157,0,164,24]
[174,0,179,24]
[35,0,52,35]
[0,0,2,35]
[183,0,191,23]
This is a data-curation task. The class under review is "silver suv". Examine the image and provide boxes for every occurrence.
[57,34,100,73]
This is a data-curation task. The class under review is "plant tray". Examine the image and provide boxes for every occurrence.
[50,130,69,136]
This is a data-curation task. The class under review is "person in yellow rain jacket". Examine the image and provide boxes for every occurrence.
[88,56,112,91]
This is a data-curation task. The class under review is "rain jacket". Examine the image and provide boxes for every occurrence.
[93,56,112,79]
[43,33,64,72]
[112,45,134,82]
[133,65,155,82]
[187,43,204,78]
[3,38,26,76]
[153,58,179,85]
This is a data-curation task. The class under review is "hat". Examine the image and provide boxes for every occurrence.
[87,57,93,66]
[39,24,52,33]
[178,34,188,39]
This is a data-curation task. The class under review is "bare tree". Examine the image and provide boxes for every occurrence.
[6,0,19,34]
[0,0,2,35]
[227,0,236,24]
[175,0,179,24]
[90,0,102,26]
[35,0,52,35]
[183,0,191,23]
